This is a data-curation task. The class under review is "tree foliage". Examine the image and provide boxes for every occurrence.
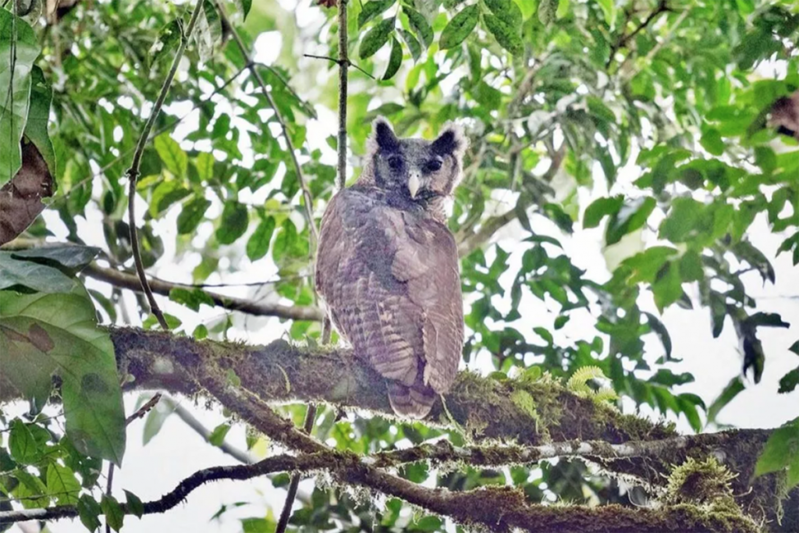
[1,0,799,531]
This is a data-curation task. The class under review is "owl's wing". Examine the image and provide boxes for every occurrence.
[316,189,463,400]
[316,189,424,388]
[391,214,464,394]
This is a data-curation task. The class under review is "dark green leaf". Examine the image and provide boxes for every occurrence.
[359,0,395,28]
[440,5,479,50]
[482,14,523,55]
[216,201,249,245]
[359,17,395,59]
[124,490,145,518]
[403,6,433,47]
[177,195,211,235]
[606,197,655,245]
[779,367,799,394]
[383,37,403,80]
[755,417,799,490]
[583,196,622,228]
[209,423,232,446]
[707,376,745,423]
[78,495,103,531]
[484,0,522,28]
[0,11,40,188]
[246,217,276,261]
[399,29,422,62]
[9,420,42,464]
[101,494,124,532]
[25,66,56,180]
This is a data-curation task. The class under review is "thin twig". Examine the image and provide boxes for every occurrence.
[125,0,205,330]
[126,393,163,426]
[166,397,255,464]
[336,4,348,190]
[276,2,349,528]
[606,0,671,69]
[303,53,374,81]
[83,263,324,321]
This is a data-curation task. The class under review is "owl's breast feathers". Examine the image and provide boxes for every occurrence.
[316,187,464,418]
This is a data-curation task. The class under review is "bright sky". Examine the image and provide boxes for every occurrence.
[8,0,799,531]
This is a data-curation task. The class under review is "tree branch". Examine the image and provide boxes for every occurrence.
[606,0,671,69]
[0,448,760,533]
[83,263,323,321]
[164,396,256,464]
[124,0,205,331]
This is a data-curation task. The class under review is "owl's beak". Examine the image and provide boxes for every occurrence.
[407,173,421,199]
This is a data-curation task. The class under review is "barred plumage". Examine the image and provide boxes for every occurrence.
[316,117,466,418]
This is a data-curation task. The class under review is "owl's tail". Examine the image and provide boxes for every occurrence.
[387,380,436,419]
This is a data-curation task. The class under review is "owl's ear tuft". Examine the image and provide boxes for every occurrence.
[367,116,400,154]
[431,121,468,160]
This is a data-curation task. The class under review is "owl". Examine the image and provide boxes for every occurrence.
[316,117,466,418]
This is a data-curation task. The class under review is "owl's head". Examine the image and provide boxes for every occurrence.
[360,117,468,202]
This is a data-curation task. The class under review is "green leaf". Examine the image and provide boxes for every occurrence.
[790,341,799,356]
[177,195,211,235]
[707,376,745,424]
[78,494,103,531]
[0,287,126,465]
[483,14,523,55]
[0,251,78,293]
[539,0,558,25]
[679,250,704,282]
[8,245,100,273]
[359,0,395,28]
[399,29,422,62]
[194,152,215,183]
[644,312,672,359]
[779,367,799,394]
[484,0,523,28]
[9,419,42,464]
[606,197,656,245]
[246,217,276,261]
[149,180,190,217]
[169,287,215,311]
[0,11,41,188]
[101,494,125,532]
[124,490,145,518]
[46,463,81,505]
[359,17,395,59]
[216,201,249,245]
[208,423,232,446]
[583,196,622,228]
[596,0,616,27]
[153,133,188,178]
[142,399,173,446]
[403,6,433,47]
[383,37,403,80]
[238,0,252,19]
[652,261,682,312]
[755,417,799,490]
[440,5,479,50]
[700,128,725,156]
[25,66,56,180]
[659,197,704,243]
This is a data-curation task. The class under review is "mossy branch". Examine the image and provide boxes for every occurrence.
[0,327,792,529]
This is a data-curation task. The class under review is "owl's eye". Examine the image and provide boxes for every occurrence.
[388,155,403,170]
[425,159,443,172]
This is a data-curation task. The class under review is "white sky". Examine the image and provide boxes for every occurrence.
[7,0,799,531]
